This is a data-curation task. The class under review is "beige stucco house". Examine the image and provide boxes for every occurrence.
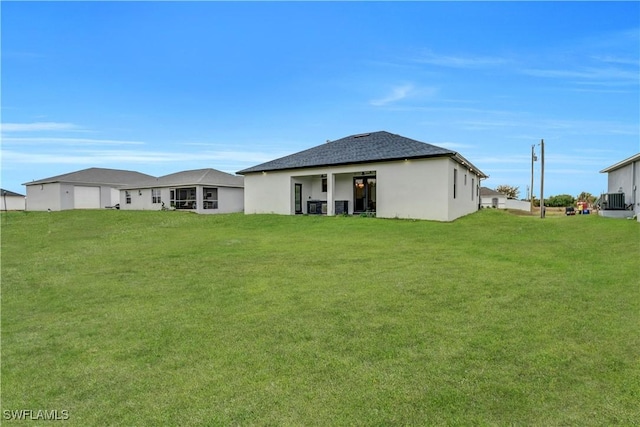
[119,168,244,214]
[237,131,487,222]
[23,168,155,211]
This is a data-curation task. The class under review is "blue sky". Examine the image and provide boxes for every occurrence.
[2,1,638,199]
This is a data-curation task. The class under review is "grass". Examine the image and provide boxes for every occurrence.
[1,209,639,425]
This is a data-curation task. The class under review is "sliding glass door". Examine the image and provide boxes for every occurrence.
[294,183,302,214]
[354,177,376,213]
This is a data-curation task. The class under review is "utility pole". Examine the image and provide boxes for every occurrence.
[530,144,537,214]
[540,139,545,219]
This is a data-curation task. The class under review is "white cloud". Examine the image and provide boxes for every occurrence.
[2,137,145,146]
[1,122,79,132]
[1,148,280,167]
[370,84,415,107]
[413,51,508,68]
[430,142,475,150]
[369,84,439,107]
[522,66,638,84]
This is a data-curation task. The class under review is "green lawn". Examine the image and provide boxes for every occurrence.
[1,209,639,425]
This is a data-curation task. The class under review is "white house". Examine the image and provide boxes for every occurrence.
[479,187,530,211]
[480,187,507,209]
[24,168,155,211]
[119,168,244,214]
[599,153,640,221]
[237,131,487,222]
[1,189,26,211]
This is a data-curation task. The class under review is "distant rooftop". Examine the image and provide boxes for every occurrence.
[121,168,243,189]
[1,188,25,197]
[480,187,504,197]
[24,167,155,187]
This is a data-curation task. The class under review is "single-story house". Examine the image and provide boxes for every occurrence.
[119,168,244,214]
[480,187,507,209]
[237,131,487,222]
[1,188,26,211]
[599,153,640,221]
[23,168,155,211]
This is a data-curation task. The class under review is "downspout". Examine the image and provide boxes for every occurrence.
[633,160,637,214]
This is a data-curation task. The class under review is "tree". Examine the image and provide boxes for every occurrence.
[495,184,520,199]
[545,194,575,207]
[576,191,596,204]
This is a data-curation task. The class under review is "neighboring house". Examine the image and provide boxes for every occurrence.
[599,153,640,221]
[23,168,155,211]
[119,168,244,214]
[1,188,26,211]
[480,187,507,209]
[237,131,487,222]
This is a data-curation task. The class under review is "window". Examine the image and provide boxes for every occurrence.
[171,187,197,209]
[151,188,161,204]
[203,187,218,209]
[125,191,131,204]
[464,174,467,186]
[471,178,475,200]
[322,177,327,193]
[453,169,457,199]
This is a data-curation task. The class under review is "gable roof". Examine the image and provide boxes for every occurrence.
[1,188,25,197]
[480,187,505,197]
[237,131,487,178]
[121,168,243,189]
[24,167,155,186]
[600,153,640,173]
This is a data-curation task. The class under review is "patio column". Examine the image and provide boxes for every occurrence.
[327,172,335,216]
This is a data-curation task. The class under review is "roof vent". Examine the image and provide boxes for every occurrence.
[353,133,371,139]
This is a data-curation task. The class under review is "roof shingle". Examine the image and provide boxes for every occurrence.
[237,131,456,174]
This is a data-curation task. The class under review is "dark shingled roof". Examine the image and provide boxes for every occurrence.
[237,131,484,176]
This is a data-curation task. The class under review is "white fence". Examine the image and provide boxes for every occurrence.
[505,199,531,211]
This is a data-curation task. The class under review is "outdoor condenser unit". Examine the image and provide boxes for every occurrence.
[604,193,625,210]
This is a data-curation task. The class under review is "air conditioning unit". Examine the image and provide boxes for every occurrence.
[335,200,348,215]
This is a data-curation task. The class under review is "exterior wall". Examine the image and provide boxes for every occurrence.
[376,158,449,221]
[26,183,118,211]
[244,157,481,221]
[244,173,294,215]
[607,160,639,218]
[120,186,243,214]
[291,176,314,213]
[212,187,244,214]
[1,195,26,211]
[120,188,164,211]
[26,183,62,211]
[447,159,483,221]
[59,184,75,210]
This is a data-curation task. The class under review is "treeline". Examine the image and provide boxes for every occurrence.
[495,185,596,207]
[530,192,596,207]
